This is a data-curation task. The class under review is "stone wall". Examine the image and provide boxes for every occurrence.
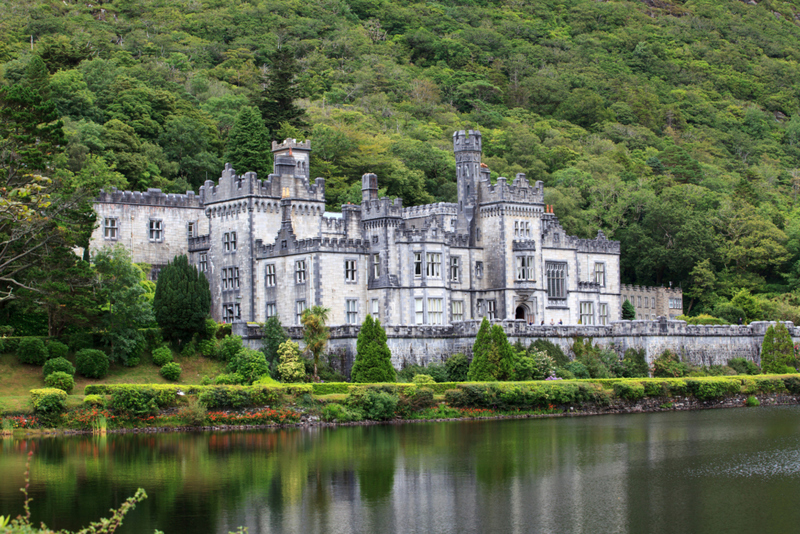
[234,318,800,377]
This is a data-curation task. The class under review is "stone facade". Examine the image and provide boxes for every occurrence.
[91,130,622,328]
[621,285,684,320]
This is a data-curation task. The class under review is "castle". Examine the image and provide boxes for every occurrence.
[91,130,622,329]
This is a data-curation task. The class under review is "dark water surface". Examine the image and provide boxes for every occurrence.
[3,406,800,533]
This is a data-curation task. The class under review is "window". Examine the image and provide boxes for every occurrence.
[644,297,649,308]
[414,252,423,278]
[223,232,237,252]
[296,260,307,284]
[222,267,239,290]
[371,299,379,319]
[524,221,531,238]
[426,253,441,278]
[345,259,357,282]
[594,262,605,286]
[638,296,642,308]
[516,256,534,281]
[475,261,483,279]
[669,298,683,309]
[266,302,277,318]
[372,254,381,278]
[149,220,162,241]
[199,252,208,273]
[598,303,609,325]
[546,262,567,299]
[187,221,196,238]
[580,302,594,325]
[452,300,464,322]
[486,300,496,321]
[295,300,306,324]
[450,256,460,282]
[346,299,358,324]
[415,298,423,325]
[265,264,276,287]
[104,218,118,240]
[428,298,443,324]
[222,303,241,322]
[514,221,520,238]
[515,220,531,238]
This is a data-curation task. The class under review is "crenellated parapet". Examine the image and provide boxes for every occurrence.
[402,203,458,219]
[255,235,370,259]
[199,162,325,205]
[188,234,210,252]
[477,174,545,206]
[360,197,404,220]
[96,188,203,208]
[541,217,620,253]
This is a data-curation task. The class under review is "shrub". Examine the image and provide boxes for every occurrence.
[444,388,467,407]
[31,388,68,425]
[0,325,14,336]
[43,357,75,378]
[111,388,158,418]
[783,376,800,393]
[676,314,728,325]
[530,351,556,379]
[160,362,182,381]
[445,353,469,382]
[351,315,396,383]
[685,378,740,400]
[761,323,795,374]
[347,387,399,420]
[728,358,760,375]
[18,337,49,365]
[153,254,211,346]
[83,394,106,407]
[198,339,220,359]
[745,395,760,407]
[75,349,110,379]
[622,348,649,378]
[213,373,246,385]
[151,346,174,366]
[253,374,279,385]
[531,339,569,368]
[219,335,244,362]
[566,361,590,379]
[178,396,207,426]
[47,341,69,360]
[412,374,436,385]
[407,387,435,410]
[651,350,688,378]
[228,347,270,384]
[181,340,197,357]
[468,319,515,381]
[555,367,575,379]
[45,371,75,393]
[397,364,425,382]
[613,381,645,400]
[277,340,306,382]
[321,403,362,422]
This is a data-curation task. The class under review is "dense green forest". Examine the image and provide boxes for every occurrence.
[3,0,800,329]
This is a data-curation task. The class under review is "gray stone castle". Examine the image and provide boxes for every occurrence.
[91,130,622,329]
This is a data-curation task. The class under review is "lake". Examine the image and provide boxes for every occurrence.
[2,406,800,533]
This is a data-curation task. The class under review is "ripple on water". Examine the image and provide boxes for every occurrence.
[687,446,800,479]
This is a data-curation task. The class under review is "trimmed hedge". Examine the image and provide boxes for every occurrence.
[31,388,68,424]
[160,362,182,381]
[43,357,76,378]
[44,371,75,394]
[18,337,49,365]
[151,346,173,366]
[76,349,110,379]
[47,341,69,360]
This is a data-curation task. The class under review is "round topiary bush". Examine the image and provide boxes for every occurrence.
[47,340,69,360]
[76,349,110,379]
[160,362,182,381]
[83,394,106,407]
[45,371,75,394]
[43,357,76,378]
[18,337,49,365]
[151,346,174,367]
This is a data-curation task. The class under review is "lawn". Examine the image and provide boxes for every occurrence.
[0,351,227,414]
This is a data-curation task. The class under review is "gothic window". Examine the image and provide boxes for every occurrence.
[414,252,422,278]
[187,221,196,238]
[104,218,118,240]
[222,267,239,290]
[223,232,237,252]
[516,256,534,281]
[345,259,357,282]
[265,264,276,287]
[450,256,460,282]
[199,253,208,273]
[346,299,358,324]
[426,253,441,278]
[638,296,642,308]
[415,298,423,325]
[296,300,306,324]
[222,303,241,322]
[452,300,464,322]
[594,262,605,286]
[266,302,277,318]
[580,302,594,325]
[486,300,496,321]
[371,299,379,319]
[428,298,443,325]
[372,253,381,278]
[296,260,307,284]
[149,219,163,242]
[546,262,567,299]
[598,303,609,325]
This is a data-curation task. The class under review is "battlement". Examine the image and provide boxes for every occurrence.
[360,197,404,220]
[542,219,621,254]
[271,139,311,152]
[477,175,544,206]
[96,188,204,208]
[199,163,325,204]
[256,236,370,258]
[621,284,683,295]
[188,234,210,252]
[453,130,482,153]
[402,202,458,219]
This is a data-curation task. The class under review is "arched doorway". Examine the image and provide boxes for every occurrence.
[515,305,529,322]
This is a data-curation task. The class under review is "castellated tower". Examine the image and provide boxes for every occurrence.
[272,139,311,180]
[453,130,482,243]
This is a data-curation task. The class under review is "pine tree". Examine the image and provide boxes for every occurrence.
[761,323,795,374]
[223,106,272,178]
[351,315,396,383]
[467,318,516,381]
[23,56,51,99]
[259,48,308,136]
[262,316,288,371]
[153,255,211,346]
[622,299,636,320]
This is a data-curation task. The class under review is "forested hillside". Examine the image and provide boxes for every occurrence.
[3,0,800,325]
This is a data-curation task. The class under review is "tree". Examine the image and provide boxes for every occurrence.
[351,315,396,383]
[622,300,636,320]
[153,255,211,347]
[761,323,795,374]
[262,316,289,374]
[277,340,305,383]
[223,106,272,178]
[467,318,516,381]
[94,245,154,366]
[259,48,308,136]
[301,305,330,382]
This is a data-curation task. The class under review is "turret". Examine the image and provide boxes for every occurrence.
[361,173,378,203]
[453,129,483,241]
[272,138,311,179]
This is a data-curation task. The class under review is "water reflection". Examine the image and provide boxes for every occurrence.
[2,408,800,533]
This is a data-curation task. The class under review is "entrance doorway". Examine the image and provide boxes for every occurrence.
[515,305,531,323]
